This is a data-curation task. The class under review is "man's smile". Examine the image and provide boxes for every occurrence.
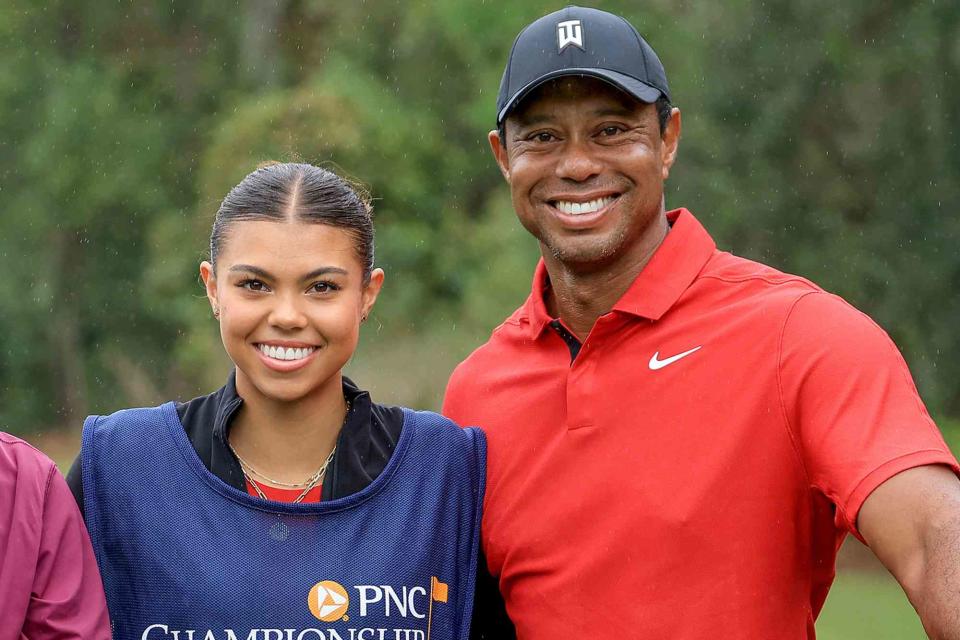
[549,194,619,216]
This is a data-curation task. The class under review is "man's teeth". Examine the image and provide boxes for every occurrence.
[258,344,316,361]
[553,196,616,215]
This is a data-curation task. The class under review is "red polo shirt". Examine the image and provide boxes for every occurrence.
[443,209,958,639]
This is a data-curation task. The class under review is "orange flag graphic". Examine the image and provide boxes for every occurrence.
[431,576,448,603]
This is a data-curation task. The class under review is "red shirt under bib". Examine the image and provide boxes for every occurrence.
[244,479,322,503]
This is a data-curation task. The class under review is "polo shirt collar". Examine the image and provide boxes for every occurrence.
[522,208,716,338]
[524,259,555,338]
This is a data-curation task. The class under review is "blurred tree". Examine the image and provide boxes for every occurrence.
[672,0,960,414]
[0,0,956,433]
[0,0,248,430]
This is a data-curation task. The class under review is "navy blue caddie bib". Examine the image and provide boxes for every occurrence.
[81,403,485,640]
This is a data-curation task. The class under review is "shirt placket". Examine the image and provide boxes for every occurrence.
[556,315,618,431]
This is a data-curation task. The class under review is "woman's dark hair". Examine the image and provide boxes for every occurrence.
[210,162,375,282]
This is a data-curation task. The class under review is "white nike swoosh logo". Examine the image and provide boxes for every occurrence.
[648,346,702,370]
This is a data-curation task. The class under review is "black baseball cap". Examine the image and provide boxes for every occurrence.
[495,6,670,125]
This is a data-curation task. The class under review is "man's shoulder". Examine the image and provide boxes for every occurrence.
[699,251,899,360]
[690,249,835,316]
[701,250,821,293]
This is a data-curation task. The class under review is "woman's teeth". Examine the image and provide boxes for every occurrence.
[258,344,315,361]
[553,196,617,215]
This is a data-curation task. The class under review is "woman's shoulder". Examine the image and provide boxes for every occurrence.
[86,373,234,440]
[83,403,173,432]
[385,409,487,498]
[392,407,486,450]
[396,407,461,428]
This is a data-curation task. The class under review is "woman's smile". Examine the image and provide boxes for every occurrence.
[254,341,320,371]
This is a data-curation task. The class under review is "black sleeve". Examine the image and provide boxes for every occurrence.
[470,549,516,639]
[65,454,85,515]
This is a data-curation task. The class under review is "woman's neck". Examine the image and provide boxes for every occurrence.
[229,371,348,486]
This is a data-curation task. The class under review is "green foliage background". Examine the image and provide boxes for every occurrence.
[1,2,958,635]
[1,0,958,436]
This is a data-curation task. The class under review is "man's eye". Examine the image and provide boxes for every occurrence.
[239,279,267,292]
[600,126,624,136]
[528,132,555,143]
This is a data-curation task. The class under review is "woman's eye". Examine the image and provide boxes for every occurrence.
[239,279,267,292]
[311,281,339,294]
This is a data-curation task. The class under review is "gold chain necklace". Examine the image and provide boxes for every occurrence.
[228,400,350,503]
[238,448,335,504]
[229,444,324,488]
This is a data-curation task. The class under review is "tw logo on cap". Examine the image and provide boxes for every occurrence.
[557,19,584,53]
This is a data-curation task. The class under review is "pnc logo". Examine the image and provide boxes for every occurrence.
[305,577,448,624]
[307,581,350,622]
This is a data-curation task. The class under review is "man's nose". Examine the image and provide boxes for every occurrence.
[554,139,602,182]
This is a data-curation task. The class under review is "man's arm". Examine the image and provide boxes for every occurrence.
[776,292,960,636]
[859,464,960,640]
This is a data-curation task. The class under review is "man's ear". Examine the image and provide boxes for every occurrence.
[660,107,682,181]
[488,129,511,181]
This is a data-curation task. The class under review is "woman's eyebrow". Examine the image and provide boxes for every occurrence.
[301,267,349,281]
[227,264,349,281]
[228,264,272,279]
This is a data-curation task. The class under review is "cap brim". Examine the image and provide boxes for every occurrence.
[497,68,665,124]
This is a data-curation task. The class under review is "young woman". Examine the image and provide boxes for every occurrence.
[66,163,486,640]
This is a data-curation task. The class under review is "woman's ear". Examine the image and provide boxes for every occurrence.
[360,268,385,322]
[199,261,220,319]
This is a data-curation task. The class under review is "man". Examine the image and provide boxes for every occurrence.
[0,432,111,639]
[444,6,960,639]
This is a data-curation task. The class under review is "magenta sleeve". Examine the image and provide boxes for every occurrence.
[20,464,112,639]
